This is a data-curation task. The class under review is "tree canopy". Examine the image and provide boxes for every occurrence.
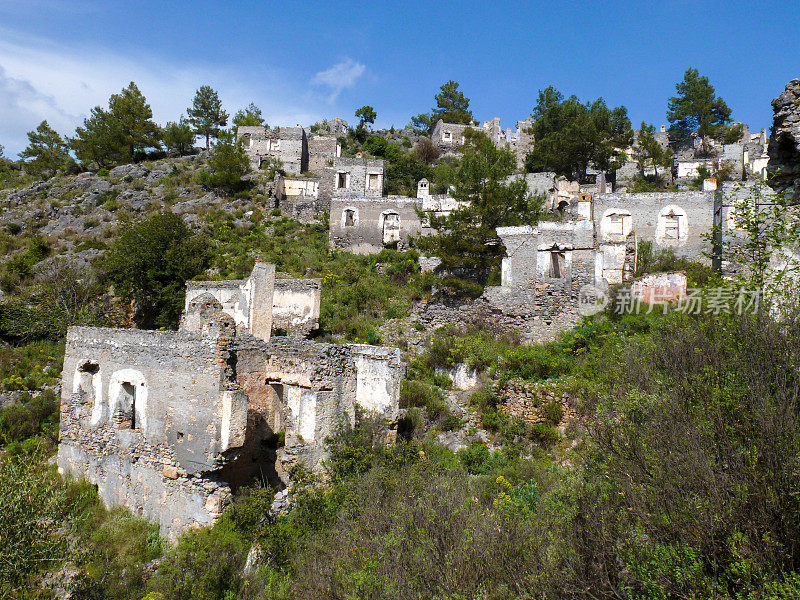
[101,213,211,329]
[232,103,265,129]
[415,129,543,292]
[18,121,71,178]
[69,82,161,168]
[667,68,732,146]
[162,117,195,156]
[411,80,474,133]
[197,130,251,195]
[187,86,229,150]
[524,86,633,181]
[355,105,377,128]
[632,121,673,181]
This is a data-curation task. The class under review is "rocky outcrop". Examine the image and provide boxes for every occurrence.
[768,79,800,201]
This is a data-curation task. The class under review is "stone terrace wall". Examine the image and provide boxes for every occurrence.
[499,379,576,426]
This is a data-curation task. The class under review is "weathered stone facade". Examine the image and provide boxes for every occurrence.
[57,263,404,541]
[237,126,308,175]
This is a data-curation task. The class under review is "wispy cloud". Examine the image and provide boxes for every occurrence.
[0,29,327,155]
[311,58,365,102]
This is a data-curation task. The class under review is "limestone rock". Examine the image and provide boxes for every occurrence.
[767,79,800,201]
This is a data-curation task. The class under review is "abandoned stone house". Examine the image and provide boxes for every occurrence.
[237,125,342,176]
[478,185,755,341]
[57,262,404,541]
[432,117,534,169]
[327,161,461,253]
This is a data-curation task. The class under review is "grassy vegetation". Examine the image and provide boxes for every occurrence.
[204,211,433,341]
[0,155,798,598]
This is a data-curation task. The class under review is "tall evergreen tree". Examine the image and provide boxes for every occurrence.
[410,80,474,133]
[355,105,377,128]
[415,129,543,291]
[107,82,161,161]
[525,87,632,180]
[667,68,732,149]
[18,121,70,178]
[433,80,473,125]
[70,82,161,167]
[162,117,195,156]
[187,86,229,150]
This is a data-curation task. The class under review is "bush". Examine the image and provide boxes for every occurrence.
[0,389,59,445]
[101,212,211,329]
[400,379,450,421]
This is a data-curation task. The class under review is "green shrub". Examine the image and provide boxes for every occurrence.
[0,389,59,445]
[543,399,564,425]
[400,379,449,420]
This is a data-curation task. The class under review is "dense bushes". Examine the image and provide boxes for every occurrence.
[101,212,211,328]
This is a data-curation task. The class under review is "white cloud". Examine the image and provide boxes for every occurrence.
[0,29,327,156]
[311,58,365,102]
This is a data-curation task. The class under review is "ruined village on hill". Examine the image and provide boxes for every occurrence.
[38,75,800,541]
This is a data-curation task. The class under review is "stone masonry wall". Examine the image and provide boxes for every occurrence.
[56,326,240,541]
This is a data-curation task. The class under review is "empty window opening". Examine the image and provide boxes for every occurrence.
[240,134,251,148]
[77,361,99,402]
[337,172,348,189]
[664,213,680,240]
[383,213,401,245]
[609,214,625,236]
[113,382,136,429]
[549,251,566,278]
[344,209,356,227]
[443,131,452,141]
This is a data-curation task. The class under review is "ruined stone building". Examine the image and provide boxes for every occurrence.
[327,160,461,254]
[237,125,342,176]
[478,186,750,341]
[432,117,534,169]
[57,263,404,540]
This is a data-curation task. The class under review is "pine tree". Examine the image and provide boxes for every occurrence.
[433,80,473,125]
[415,129,543,292]
[355,105,377,128]
[70,82,161,167]
[19,121,70,178]
[107,82,161,161]
[162,117,195,156]
[187,86,229,150]
[232,103,265,130]
[667,68,732,149]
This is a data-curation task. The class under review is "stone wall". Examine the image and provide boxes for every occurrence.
[329,196,425,254]
[57,325,244,541]
[307,135,340,175]
[768,79,800,201]
[238,126,308,175]
[499,379,575,426]
[323,156,386,200]
[593,191,715,261]
[273,278,321,337]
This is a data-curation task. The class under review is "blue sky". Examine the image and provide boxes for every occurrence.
[1,0,798,155]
